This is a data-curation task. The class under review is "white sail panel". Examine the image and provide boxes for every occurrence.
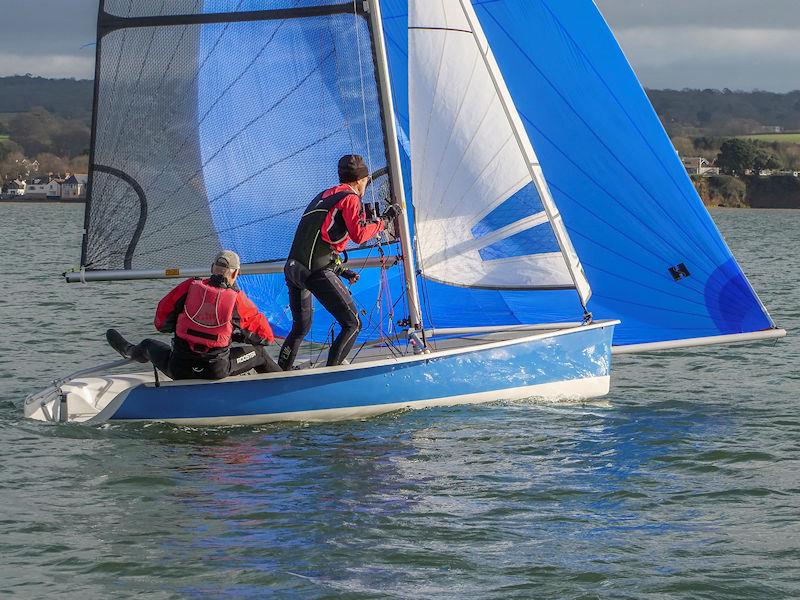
[408,0,591,298]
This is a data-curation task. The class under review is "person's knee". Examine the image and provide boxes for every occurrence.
[340,311,361,335]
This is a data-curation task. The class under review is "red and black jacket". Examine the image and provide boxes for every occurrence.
[155,276,275,356]
[287,184,385,272]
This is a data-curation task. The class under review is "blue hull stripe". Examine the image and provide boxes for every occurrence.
[110,324,615,421]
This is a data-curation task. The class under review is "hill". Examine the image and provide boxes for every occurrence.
[648,89,800,136]
[0,76,798,137]
[0,76,93,123]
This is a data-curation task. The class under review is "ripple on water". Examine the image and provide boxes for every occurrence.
[1,205,800,599]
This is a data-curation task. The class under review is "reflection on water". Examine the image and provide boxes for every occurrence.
[1,205,799,599]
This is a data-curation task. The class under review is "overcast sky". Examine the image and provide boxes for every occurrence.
[0,0,798,91]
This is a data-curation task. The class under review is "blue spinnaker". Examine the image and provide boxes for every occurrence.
[382,0,775,346]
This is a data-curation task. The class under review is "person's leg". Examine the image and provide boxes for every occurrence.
[228,346,282,376]
[106,329,149,363]
[133,339,175,378]
[168,351,229,380]
[306,269,362,366]
[278,285,313,370]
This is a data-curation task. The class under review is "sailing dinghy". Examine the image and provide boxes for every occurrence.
[25,0,782,425]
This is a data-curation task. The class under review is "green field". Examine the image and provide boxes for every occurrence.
[741,132,800,143]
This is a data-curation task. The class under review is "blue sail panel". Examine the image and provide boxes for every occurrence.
[195,4,404,344]
[382,0,775,345]
[472,0,774,345]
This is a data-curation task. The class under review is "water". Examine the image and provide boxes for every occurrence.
[1,204,798,599]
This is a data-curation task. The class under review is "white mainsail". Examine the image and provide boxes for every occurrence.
[408,0,591,302]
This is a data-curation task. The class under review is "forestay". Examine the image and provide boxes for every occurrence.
[408,0,590,303]
[383,0,781,349]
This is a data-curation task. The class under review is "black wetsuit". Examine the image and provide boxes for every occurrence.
[133,338,280,380]
[278,186,383,370]
[132,275,282,380]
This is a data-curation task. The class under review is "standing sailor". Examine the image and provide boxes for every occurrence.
[279,155,400,369]
[106,250,282,380]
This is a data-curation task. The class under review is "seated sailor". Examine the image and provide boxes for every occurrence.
[278,154,401,370]
[106,250,282,380]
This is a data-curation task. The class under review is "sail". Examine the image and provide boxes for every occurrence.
[383,0,779,347]
[407,0,590,303]
[83,0,403,341]
[83,0,393,272]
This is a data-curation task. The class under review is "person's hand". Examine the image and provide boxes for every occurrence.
[341,269,360,285]
[381,203,402,223]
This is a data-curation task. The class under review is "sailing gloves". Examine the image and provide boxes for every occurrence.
[341,269,360,285]
[381,203,402,226]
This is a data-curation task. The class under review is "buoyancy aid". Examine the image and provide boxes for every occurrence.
[287,190,352,272]
[175,279,238,352]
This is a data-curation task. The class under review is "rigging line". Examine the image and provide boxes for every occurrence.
[140,51,333,220]
[478,9,728,269]
[352,0,377,206]
[535,0,726,247]
[520,114,719,282]
[133,128,345,256]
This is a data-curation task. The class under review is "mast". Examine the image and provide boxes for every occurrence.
[365,0,424,331]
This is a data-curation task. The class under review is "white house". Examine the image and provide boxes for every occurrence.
[5,179,26,196]
[681,156,720,176]
[61,174,88,199]
[24,177,61,199]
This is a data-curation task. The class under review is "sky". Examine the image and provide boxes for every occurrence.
[0,0,798,92]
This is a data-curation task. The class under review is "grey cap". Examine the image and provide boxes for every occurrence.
[213,250,241,271]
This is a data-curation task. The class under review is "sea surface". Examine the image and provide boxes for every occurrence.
[1,203,798,599]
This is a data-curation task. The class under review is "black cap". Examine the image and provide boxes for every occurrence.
[338,154,369,183]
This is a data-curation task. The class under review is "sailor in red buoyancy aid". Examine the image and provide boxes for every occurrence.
[106,250,282,380]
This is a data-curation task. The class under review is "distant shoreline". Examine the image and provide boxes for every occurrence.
[0,198,84,204]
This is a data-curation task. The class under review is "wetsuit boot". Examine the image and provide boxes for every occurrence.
[106,329,149,363]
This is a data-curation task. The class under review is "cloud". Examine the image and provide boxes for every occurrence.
[612,26,800,91]
[0,53,95,80]
[0,0,797,91]
[596,0,800,30]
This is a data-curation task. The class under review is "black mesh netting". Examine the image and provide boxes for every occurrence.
[104,0,352,19]
[85,3,394,270]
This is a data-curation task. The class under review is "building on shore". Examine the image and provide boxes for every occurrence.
[61,174,88,200]
[24,176,62,200]
[2,179,26,196]
[681,156,720,176]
